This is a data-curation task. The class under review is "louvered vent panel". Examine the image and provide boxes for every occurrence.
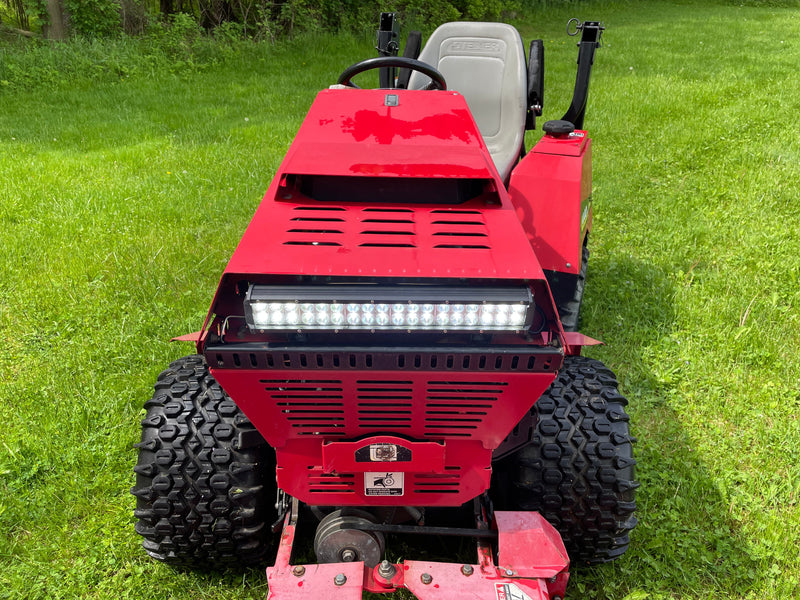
[430,210,490,250]
[355,380,414,429]
[306,471,356,494]
[358,208,417,248]
[423,380,507,437]
[261,379,346,436]
[279,206,496,250]
[411,467,463,494]
[283,207,346,246]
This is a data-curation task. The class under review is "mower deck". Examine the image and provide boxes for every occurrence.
[267,500,568,600]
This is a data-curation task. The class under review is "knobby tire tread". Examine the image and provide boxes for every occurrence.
[511,355,638,564]
[131,355,275,568]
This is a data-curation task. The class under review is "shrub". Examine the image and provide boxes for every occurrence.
[65,0,123,37]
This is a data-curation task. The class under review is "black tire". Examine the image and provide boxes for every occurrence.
[556,244,589,332]
[507,356,638,564]
[131,355,276,568]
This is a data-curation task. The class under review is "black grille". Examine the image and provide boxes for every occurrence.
[207,345,558,373]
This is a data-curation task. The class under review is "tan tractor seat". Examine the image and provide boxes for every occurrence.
[408,22,528,182]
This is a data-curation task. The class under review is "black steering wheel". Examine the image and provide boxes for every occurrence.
[337,57,447,90]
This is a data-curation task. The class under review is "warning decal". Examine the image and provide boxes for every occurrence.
[364,472,404,496]
[495,583,535,600]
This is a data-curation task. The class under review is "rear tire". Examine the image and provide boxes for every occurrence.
[505,356,638,564]
[554,244,589,332]
[131,355,276,568]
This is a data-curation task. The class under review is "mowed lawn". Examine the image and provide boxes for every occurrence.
[1,1,799,598]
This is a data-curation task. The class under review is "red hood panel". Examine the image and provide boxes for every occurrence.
[226,199,545,279]
[285,141,491,178]
[281,89,491,177]
[222,88,545,281]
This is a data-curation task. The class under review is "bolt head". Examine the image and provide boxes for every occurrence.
[334,573,347,586]
[340,549,357,562]
[292,565,305,577]
[504,569,515,577]
[420,573,433,585]
[461,564,474,576]
[377,560,397,579]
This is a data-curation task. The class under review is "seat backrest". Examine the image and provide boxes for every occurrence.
[408,22,528,182]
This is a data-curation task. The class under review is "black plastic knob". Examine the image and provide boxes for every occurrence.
[543,120,575,136]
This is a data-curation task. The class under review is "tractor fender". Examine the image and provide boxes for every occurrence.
[508,129,592,276]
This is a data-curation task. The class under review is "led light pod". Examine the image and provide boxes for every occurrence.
[244,284,534,332]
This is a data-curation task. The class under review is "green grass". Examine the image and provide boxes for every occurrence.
[1,1,799,598]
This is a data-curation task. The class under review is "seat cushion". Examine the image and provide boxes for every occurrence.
[409,22,528,181]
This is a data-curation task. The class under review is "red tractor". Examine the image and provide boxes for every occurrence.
[132,16,637,600]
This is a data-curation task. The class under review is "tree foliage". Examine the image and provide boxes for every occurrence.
[66,0,123,36]
[1,0,32,29]
[1,0,514,39]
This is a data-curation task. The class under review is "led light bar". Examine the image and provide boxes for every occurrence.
[244,284,533,332]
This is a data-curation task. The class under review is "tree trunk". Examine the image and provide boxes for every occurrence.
[43,0,67,40]
[1,25,37,37]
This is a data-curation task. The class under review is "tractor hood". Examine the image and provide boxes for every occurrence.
[221,88,545,282]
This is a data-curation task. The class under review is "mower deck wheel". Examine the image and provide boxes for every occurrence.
[131,355,276,568]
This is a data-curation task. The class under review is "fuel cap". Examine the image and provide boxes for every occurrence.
[543,120,576,137]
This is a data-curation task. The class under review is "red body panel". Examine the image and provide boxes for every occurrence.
[200,87,586,512]
[210,367,556,506]
[508,131,593,275]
